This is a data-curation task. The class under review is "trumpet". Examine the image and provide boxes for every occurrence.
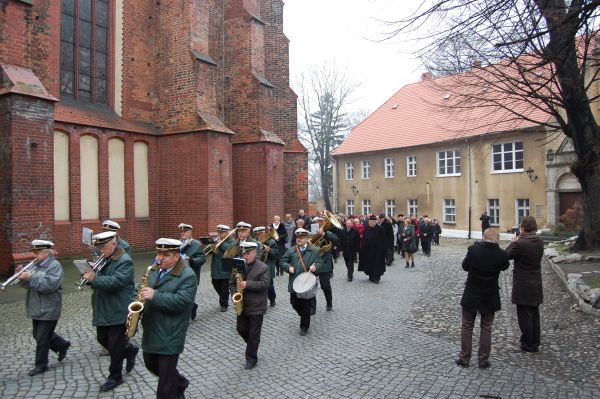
[204,228,238,256]
[75,254,107,291]
[0,260,36,291]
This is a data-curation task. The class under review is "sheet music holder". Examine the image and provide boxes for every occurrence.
[199,236,216,245]
[221,257,247,278]
[73,259,93,275]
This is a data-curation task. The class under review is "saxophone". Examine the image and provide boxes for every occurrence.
[125,263,155,338]
[232,270,244,316]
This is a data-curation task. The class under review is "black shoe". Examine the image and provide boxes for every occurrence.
[455,359,469,368]
[479,361,491,369]
[373,279,380,284]
[411,262,415,268]
[100,379,123,392]
[347,275,353,282]
[220,306,228,312]
[244,361,257,370]
[300,327,308,336]
[126,344,139,372]
[310,308,316,316]
[405,263,409,268]
[269,300,276,307]
[28,365,48,376]
[326,305,332,311]
[191,303,198,320]
[177,377,189,399]
[58,341,70,362]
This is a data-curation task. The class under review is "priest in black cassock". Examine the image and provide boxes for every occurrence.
[358,215,386,283]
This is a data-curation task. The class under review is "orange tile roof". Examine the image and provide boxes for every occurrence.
[332,66,550,156]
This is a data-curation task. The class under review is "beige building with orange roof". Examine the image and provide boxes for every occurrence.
[331,72,583,237]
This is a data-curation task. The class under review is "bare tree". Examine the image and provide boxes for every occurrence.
[297,63,359,211]
[385,0,600,250]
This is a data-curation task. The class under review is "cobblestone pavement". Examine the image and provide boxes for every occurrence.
[1,240,599,398]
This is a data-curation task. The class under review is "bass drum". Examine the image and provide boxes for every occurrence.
[292,272,319,299]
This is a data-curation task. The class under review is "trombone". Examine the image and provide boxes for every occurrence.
[203,228,237,256]
[75,254,107,291]
[0,260,36,291]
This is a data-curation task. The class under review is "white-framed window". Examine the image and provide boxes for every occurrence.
[488,199,500,226]
[515,198,530,225]
[346,199,355,216]
[407,155,417,177]
[407,199,418,218]
[384,158,395,178]
[361,160,371,179]
[437,150,461,176]
[345,161,354,180]
[385,199,395,217]
[492,142,524,172]
[443,199,456,224]
[362,199,371,215]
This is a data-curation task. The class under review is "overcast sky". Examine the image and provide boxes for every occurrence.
[283,0,425,115]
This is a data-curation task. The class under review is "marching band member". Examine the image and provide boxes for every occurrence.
[102,220,131,256]
[18,240,70,376]
[225,222,263,260]
[280,228,323,335]
[140,238,198,399]
[253,226,279,307]
[229,241,269,369]
[311,216,338,312]
[83,231,138,392]
[211,224,236,312]
[178,223,206,320]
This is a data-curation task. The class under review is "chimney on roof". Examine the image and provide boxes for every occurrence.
[421,71,433,81]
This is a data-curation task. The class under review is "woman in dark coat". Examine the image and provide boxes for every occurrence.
[505,216,544,353]
[358,216,386,283]
[400,218,417,268]
[456,228,509,369]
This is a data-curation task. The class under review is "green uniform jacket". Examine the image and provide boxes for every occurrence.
[317,231,339,273]
[264,238,279,279]
[90,247,135,326]
[119,238,132,256]
[141,258,198,355]
[280,244,323,293]
[21,257,64,321]
[181,239,206,281]
[211,237,236,280]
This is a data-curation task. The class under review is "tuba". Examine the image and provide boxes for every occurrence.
[309,210,342,256]
[125,262,156,338]
[232,269,244,316]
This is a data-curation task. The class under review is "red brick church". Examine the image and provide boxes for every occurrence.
[0,0,307,273]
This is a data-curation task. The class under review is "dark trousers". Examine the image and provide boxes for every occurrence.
[236,314,264,363]
[212,278,230,307]
[343,251,356,277]
[97,324,129,381]
[143,352,188,399]
[421,237,431,255]
[32,319,69,367]
[310,272,332,310]
[268,279,276,301]
[290,293,312,330]
[385,247,394,265]
[516,305,541,351]
[459,309,495,365]
[433,234,440,245]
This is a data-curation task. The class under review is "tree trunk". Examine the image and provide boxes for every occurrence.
[571,152,600,251]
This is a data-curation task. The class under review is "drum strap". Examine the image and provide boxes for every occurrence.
[295,245,308,272]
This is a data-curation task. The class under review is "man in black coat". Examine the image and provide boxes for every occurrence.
[358,215,386,283]
[505,216,544,353]
[480,212,491,237]
[378,214,395,266]
[270,215,288,275]
[419,217,434,257]
[339,219,360,281]
[456,228,509,369]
